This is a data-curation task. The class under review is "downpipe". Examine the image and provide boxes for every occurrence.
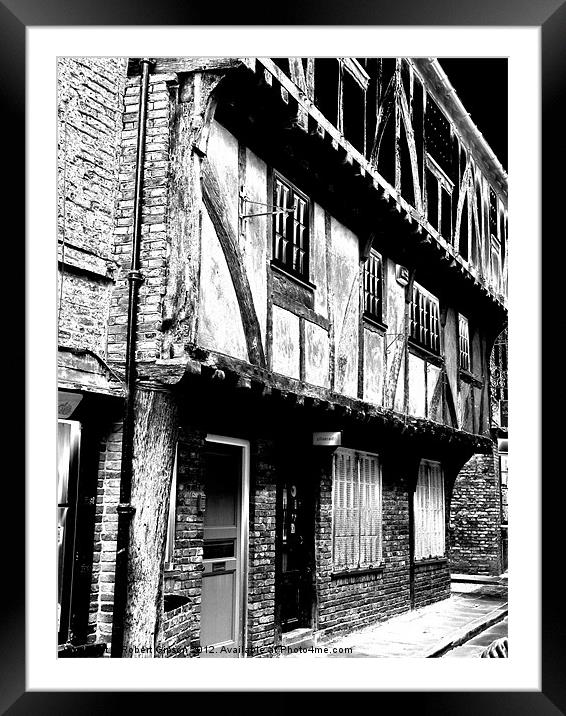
[111,58,152,658]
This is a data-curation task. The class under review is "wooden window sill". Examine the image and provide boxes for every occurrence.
[459,368,482,387]
[363,315,388,333]
[271,261,316,292]
[408,340,443,366]
[331,564,385,579]
[414,557,448,566]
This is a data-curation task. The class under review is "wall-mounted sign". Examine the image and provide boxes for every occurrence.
[396,264,409,286]
[58,391,83,419]
[313,431,342,447]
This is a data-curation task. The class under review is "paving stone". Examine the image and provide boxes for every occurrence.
[281,586,507,658]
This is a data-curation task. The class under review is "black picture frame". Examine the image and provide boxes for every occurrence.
[8,0,558,711]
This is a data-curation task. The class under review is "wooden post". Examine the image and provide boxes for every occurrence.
[122,381,178,656]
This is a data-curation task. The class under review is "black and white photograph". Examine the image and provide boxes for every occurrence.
[6,3,553,704]
[55,54,510,662]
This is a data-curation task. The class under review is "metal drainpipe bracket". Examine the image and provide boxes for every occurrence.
[127,269,145,283]
[117,503,136,518]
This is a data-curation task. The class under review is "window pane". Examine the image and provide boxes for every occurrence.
[363,251,382,322]
[458,314,470,370]
[272,174,309,279]
[410,283,440,355]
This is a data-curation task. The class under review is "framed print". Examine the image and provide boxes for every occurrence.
[7,0,560,711]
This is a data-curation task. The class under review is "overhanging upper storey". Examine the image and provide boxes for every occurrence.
[144,56,508,314]
[259,57,508,311]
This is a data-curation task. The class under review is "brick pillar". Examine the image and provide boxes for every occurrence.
[247,439,277,655]
[88,421,123,650]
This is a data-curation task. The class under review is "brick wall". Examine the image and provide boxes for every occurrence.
[108,72,176,365]
[449,449,503,575]
[413,560,450,608]
[247,439,277,655]
[157,427,206,656]
[158,429,278,657]
[314,455,412,641]
[88,421,123,650]
[58,57,127,357]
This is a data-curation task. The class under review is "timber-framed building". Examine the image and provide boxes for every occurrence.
[57,56,508,657]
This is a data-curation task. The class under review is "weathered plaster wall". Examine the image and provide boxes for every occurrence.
[363,328,385,405]
[197,122,249,360]
[272,305,300,379]
[444,307,459,426]
[408,354,426,418]
[330,218,359,398]
[312,203,329,319]
[305,321,330,388]
[383,259,406,411]
[427,363,442,421]
[242,147,268,346]
[198,208,249,360]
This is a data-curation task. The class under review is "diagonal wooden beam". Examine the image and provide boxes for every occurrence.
[201,158,267,368]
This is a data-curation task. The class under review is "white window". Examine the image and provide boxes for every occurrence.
[332,448,382,570]
[490,234,502,293]
[414,460,445,560]
[57,419,81,643]
[458,313,470,371]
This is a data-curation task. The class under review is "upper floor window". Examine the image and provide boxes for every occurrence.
[363,250,383,323]
[272,173,310,280]
[458,314,470,371]
[409,282,440,355]
[332,448,382,570]
[490,235,502,294]
[425,153,454,242]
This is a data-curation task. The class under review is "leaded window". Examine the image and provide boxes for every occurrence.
[272,173,309,279]
[363,250,383,323]
[409,282,440,354]
[458,314,470,371]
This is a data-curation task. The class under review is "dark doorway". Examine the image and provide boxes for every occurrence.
[278,469,315,634]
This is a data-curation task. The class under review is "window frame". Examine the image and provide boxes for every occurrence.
[413,460,445,561]
[57,419,81,645]
[164,442,179,568]
[271,170,311,282]
[331,447,383,572]
[425,153,454,242]
[409,281,441,356]
[458,313,471,372]
[490,233,502,294]
[363,249,384,325]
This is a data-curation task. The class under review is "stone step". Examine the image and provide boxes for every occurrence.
[281,628,314,648]
[451,573,507,585]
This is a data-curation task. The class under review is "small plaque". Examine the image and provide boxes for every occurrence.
[313,431,342,447]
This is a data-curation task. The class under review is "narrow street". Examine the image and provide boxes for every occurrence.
[281,577,508,658]
[441,616,508,658]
